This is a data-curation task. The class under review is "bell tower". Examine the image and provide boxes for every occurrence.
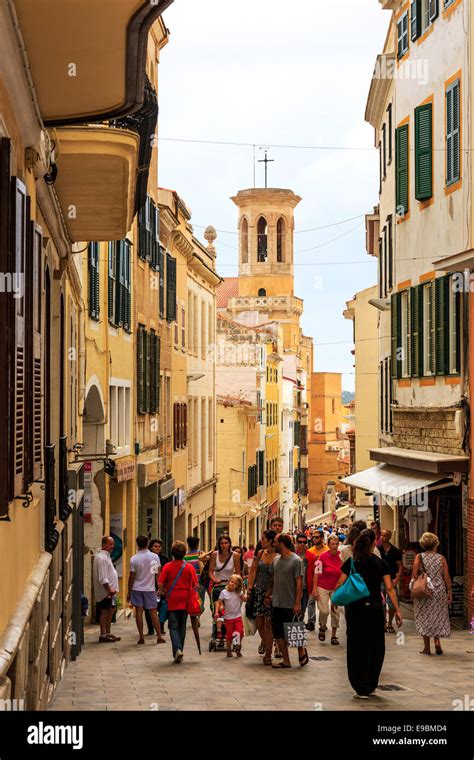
[230,187,301,298]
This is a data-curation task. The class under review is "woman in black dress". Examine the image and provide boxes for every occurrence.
[335,529,403,699]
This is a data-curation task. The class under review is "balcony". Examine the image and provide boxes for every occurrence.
[10,0,172,126]
[53,126,139,242]
[44,444,59,553]
[228,295,304,316]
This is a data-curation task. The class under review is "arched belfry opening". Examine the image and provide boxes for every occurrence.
[277,217,286,263]
[257,216,268,262]
[241,217,249,264]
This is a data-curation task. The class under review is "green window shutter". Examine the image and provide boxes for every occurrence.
[156,335,161,407]
[411,285,424,377]
[151,203,160,271]
[396,124,409,217]
[411,0,420,41]
[137,326,145,414]
[387,216,393,291]
[108,243,114,323]
[158,245,165,318]
[415,103,433,200]
[114,241,124,327]
[446,81,460,185]
[435,276,449,375]
[122,240,131,331]
[391,292,402,378]
[145,330,151,412]
[138,204,147,261]
[150,330,157,413]
[88,243,99,320]
[166,254,177,322]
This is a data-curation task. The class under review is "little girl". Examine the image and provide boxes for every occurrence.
[215,574,247,657]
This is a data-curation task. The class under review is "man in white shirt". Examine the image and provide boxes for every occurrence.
[127,535,164,645]
[93,536,121,643]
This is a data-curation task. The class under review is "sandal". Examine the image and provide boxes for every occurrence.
[331,637,339,645]
[274,648,283,659]
[318,629,326,642]
[263,657,273,666]
[435,645,443,655]
[258,642,265,655]
[272,662,291,668]
[419,650,432,655]
[299,649,309,667]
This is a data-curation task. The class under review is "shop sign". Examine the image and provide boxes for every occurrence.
[402,549,417,570]
[138,458,165,488]
[83,461,93,524]
[177,488,186,515]
[159,478,176,500]
[114,458,136,483]
[450,576,464,618]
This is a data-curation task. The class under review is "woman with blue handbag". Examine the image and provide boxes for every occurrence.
[334,529,403,699]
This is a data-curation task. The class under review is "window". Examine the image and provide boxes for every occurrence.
[446,79,461,186]
[108,240,131,330]
[137,325,160,414]
[188,292,193,353]
[158,245,165,318]
[241,218,249,264]
[173,402,188,449]
[188,397,194,465]
[193,398,198,464]
[277,217,285,262]
[423,281,435,375]
[88,243,100,320]
[382,123,386,179]
[397,11,409,59]
[193,294,198,355]
[201,299,206,359]
[415,103,433,200]
[166,253,177,322]
[387,216,393,291]
[109,382,131,449]
[387,103,393,163]
[208,398,213,460]
[258,288,266,297]
[448,278,460,374]
[411,0,439,40]
[396,123,409,217]
[182,306,186,348]
[257,216,268,262]
[410,284,422,377]
[208,303,213,351]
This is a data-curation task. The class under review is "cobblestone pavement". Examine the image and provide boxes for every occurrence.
[48,608,473,712]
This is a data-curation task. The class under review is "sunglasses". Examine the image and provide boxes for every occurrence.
[297,540,307,544]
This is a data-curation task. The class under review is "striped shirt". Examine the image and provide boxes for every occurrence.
[184,551,202,582]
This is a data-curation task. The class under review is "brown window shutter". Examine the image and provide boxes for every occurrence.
[11,178,27,497]
[183,403,187,447]
[173,403,178,450]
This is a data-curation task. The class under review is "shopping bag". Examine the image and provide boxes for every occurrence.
[242,610,257,637]
[283,616,307,648]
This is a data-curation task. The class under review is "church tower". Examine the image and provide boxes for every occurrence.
[229,187,303,352]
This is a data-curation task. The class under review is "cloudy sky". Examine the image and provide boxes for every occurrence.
[157,0,389,392]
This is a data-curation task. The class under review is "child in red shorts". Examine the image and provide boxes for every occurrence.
[216,575,247,657]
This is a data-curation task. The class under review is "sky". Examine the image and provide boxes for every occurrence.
[157,0,389,392]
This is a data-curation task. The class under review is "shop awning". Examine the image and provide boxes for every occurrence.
[341,464,451,501]
[306,504,353,526]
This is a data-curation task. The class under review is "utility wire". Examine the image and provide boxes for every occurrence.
[192,213,367,236]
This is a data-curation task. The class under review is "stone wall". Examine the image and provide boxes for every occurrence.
[392,407,465,455]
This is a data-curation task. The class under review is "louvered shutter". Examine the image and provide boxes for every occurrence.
[427,281,436,375]
[387,216,393,291]
[0,139,11,514]
[449,275,461,375]
[123,240,131,332]
[137,326,145,413]
[32,223,43,480]
[166,254,177,322]
[173,403,178,450]
[156,335,161,408]
[429,0,439,22]
[411,0,420,41]
[378,238,383,298]
[415,104,433,200]
[145,329,151,412]
[447,81,460,185]
[391,292,402,378]
[435,276,449,375]
[396,125,409,217]
[151,203,159,270]
[115,241,124,327]
[88,243,100,320]
[411,285,423,377]
[108,243,115,323]
[11,178,27,496]
[150,330,157,413]
[138,203,146,261]
[159,245,165,318]
[183,403,187,447]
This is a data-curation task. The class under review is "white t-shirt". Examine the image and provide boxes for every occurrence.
[130,550,161,592]
[218,589,244,620]
[93,550,119,602]
[339,544,382,562]
[404,506,433,542]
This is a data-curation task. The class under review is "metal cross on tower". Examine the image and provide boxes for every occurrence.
[258,149,274,188]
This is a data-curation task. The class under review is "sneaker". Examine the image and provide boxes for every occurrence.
[353,694,369,700]
[305,622,315,631]
[174,649,184,663]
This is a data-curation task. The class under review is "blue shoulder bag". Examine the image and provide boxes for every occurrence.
[159,561,187,624]
[331,557,370,606]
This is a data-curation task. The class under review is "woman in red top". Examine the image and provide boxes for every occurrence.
[311,534,342,645]
[158,540,198,663]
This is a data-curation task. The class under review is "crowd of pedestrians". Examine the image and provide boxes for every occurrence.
[92,513,453,697]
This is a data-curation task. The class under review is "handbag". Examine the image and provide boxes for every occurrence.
[242,609,257,637]
[283,614,307,648]
[410,554,433,600]
[245,587,256,620]
[159,561,187,623]
[331,558,370,606]
[187,582,203,616]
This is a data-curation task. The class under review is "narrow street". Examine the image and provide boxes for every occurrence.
[48,609,472,712]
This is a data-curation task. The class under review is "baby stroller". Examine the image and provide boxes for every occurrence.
[208,581,227,651]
